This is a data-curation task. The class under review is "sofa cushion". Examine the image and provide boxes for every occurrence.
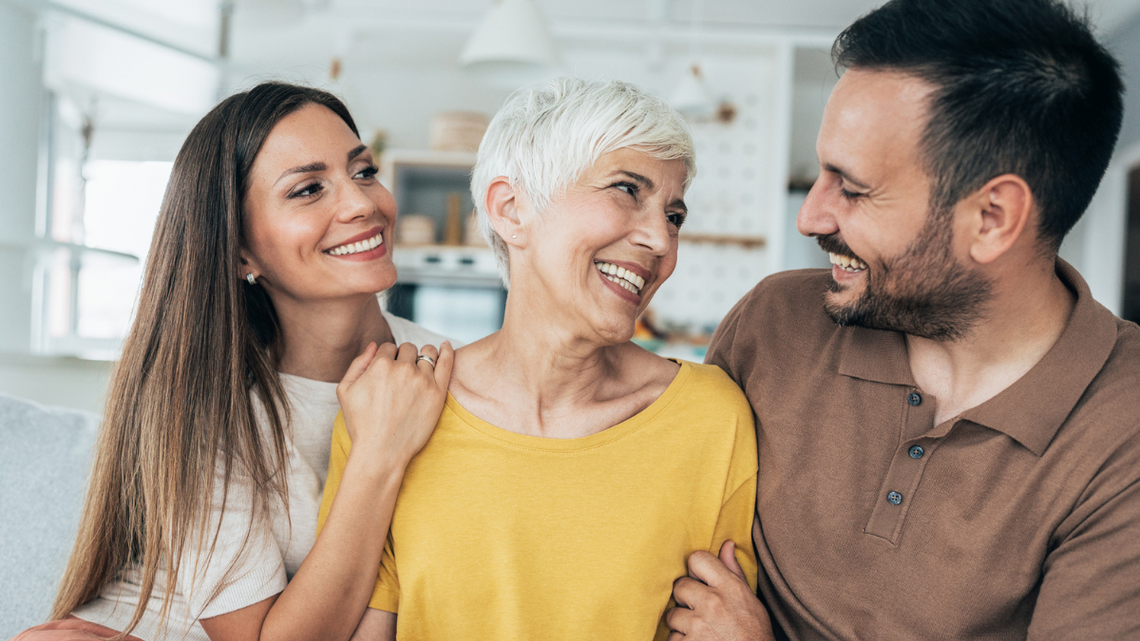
[0,393,99,638]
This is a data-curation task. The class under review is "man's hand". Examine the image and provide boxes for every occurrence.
[666,541,775,640]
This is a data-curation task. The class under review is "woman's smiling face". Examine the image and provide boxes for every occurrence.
[516,147,688,344]
[242,103,398,303]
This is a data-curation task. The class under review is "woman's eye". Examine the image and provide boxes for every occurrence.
[667,212,686,228]
[355,165,379,180]
[289,181,323,198]
[613,181,638,197]
[839,187,864,200]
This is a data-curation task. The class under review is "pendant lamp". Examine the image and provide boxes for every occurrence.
[670,64,717,120]
[460,0,560,86]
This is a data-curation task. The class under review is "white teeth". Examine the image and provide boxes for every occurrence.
[328,232,384,256]
[828,252,867,272]
[594,261,645,295]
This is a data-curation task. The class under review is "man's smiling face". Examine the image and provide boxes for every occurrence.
[797,68,992,341]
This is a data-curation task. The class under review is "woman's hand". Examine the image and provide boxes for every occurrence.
[336,341,454,469]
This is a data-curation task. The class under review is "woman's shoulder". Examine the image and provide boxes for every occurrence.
[669,360,753,418]
[382,311,462,348]
[649,359,756,479]
[674,360,747,394]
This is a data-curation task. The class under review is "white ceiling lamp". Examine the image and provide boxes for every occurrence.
[234,0,306,28]
[671,63,717,120]
[670,0,734,123]
[460,0,560,87]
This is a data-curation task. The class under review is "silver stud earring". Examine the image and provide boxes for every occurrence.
[511,235,518,239]
[245,273,257,285]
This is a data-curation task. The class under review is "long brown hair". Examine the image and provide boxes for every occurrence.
[50,83,360,633]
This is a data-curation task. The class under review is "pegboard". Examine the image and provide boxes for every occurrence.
[646,54,777,334]
[649,242,766,335]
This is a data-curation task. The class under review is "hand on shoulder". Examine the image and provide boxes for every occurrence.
[336,341,454,467]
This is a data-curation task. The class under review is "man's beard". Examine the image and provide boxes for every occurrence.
[817,210,993,342]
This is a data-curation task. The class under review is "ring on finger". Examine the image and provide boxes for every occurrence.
[416,353,436,368]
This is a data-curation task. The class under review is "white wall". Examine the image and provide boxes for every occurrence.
[0,353,113,413]
[0,0,45,354]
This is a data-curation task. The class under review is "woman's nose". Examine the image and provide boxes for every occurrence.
[337,180,377,222]
[631,208,671,255]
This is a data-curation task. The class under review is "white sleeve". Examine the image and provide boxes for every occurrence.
[178,462,288,620]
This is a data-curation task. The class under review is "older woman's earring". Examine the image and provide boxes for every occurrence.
[512,235,518,239]
[245,273,257,285]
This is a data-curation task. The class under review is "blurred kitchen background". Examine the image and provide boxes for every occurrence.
[3,0,1140,413]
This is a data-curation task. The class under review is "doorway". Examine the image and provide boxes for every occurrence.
[1125,166,1140,324]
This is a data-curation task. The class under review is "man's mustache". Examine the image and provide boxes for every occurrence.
[815,233,862,263]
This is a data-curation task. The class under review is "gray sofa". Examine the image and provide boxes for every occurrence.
[0,393,99,638]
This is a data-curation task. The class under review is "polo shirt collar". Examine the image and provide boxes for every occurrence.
[836,259,1119,456]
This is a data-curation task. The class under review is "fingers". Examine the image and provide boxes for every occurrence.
[719,540,746,580]
[338,342,377,393]
[687,549,737,589]
[433,341,455,389]
[416,344,439,374]
[664,606,695,635]
[672,575,703,609]
[349,342,398,387]
[395,342,418,364]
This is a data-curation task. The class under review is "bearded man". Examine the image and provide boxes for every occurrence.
[666,0,1140,639]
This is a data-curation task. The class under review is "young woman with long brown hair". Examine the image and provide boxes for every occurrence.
[11,82,453,641]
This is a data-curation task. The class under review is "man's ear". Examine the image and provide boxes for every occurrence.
[484,176,527,248]
[963,173,1033,265]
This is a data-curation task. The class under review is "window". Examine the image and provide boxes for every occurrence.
[38,158,170,358]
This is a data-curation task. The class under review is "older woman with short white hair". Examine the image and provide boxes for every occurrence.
[321,77,758,641]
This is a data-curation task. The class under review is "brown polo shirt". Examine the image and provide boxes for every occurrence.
[707,260,1140,640]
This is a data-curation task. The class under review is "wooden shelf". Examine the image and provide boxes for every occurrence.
[678,233,767,248]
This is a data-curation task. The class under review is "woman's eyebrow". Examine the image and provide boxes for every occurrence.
[615,170,655,189]
[273,145,370,187]
[275,162,326,186]
[347,144,368,161]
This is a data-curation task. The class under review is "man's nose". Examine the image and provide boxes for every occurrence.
[796,178,838,238]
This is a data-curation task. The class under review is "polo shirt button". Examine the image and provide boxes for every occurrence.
[908,392,923,406]
[887,491,903,505]
[909,445,925,459]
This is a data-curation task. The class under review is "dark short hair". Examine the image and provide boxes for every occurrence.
[833,0,1124,251]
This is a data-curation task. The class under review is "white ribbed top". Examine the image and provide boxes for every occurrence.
[72,313,450,640]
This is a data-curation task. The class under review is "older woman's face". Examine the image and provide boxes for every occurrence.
[521,147,687,342]
[242,104,397,303]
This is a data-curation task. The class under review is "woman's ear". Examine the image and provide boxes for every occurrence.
[964,173,1033,265]
[484,176,527,247]
[237,247,260,282]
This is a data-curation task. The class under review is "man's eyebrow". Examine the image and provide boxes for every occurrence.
[822,163,871,190]
[273,145,370,187]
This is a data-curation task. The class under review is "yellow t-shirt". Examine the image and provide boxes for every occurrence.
[318,361,757,640]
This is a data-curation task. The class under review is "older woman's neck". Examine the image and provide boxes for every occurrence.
[275,294,393,383]
[488,309,618,399]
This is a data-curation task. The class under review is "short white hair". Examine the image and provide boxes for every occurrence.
[472,77,696,286]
